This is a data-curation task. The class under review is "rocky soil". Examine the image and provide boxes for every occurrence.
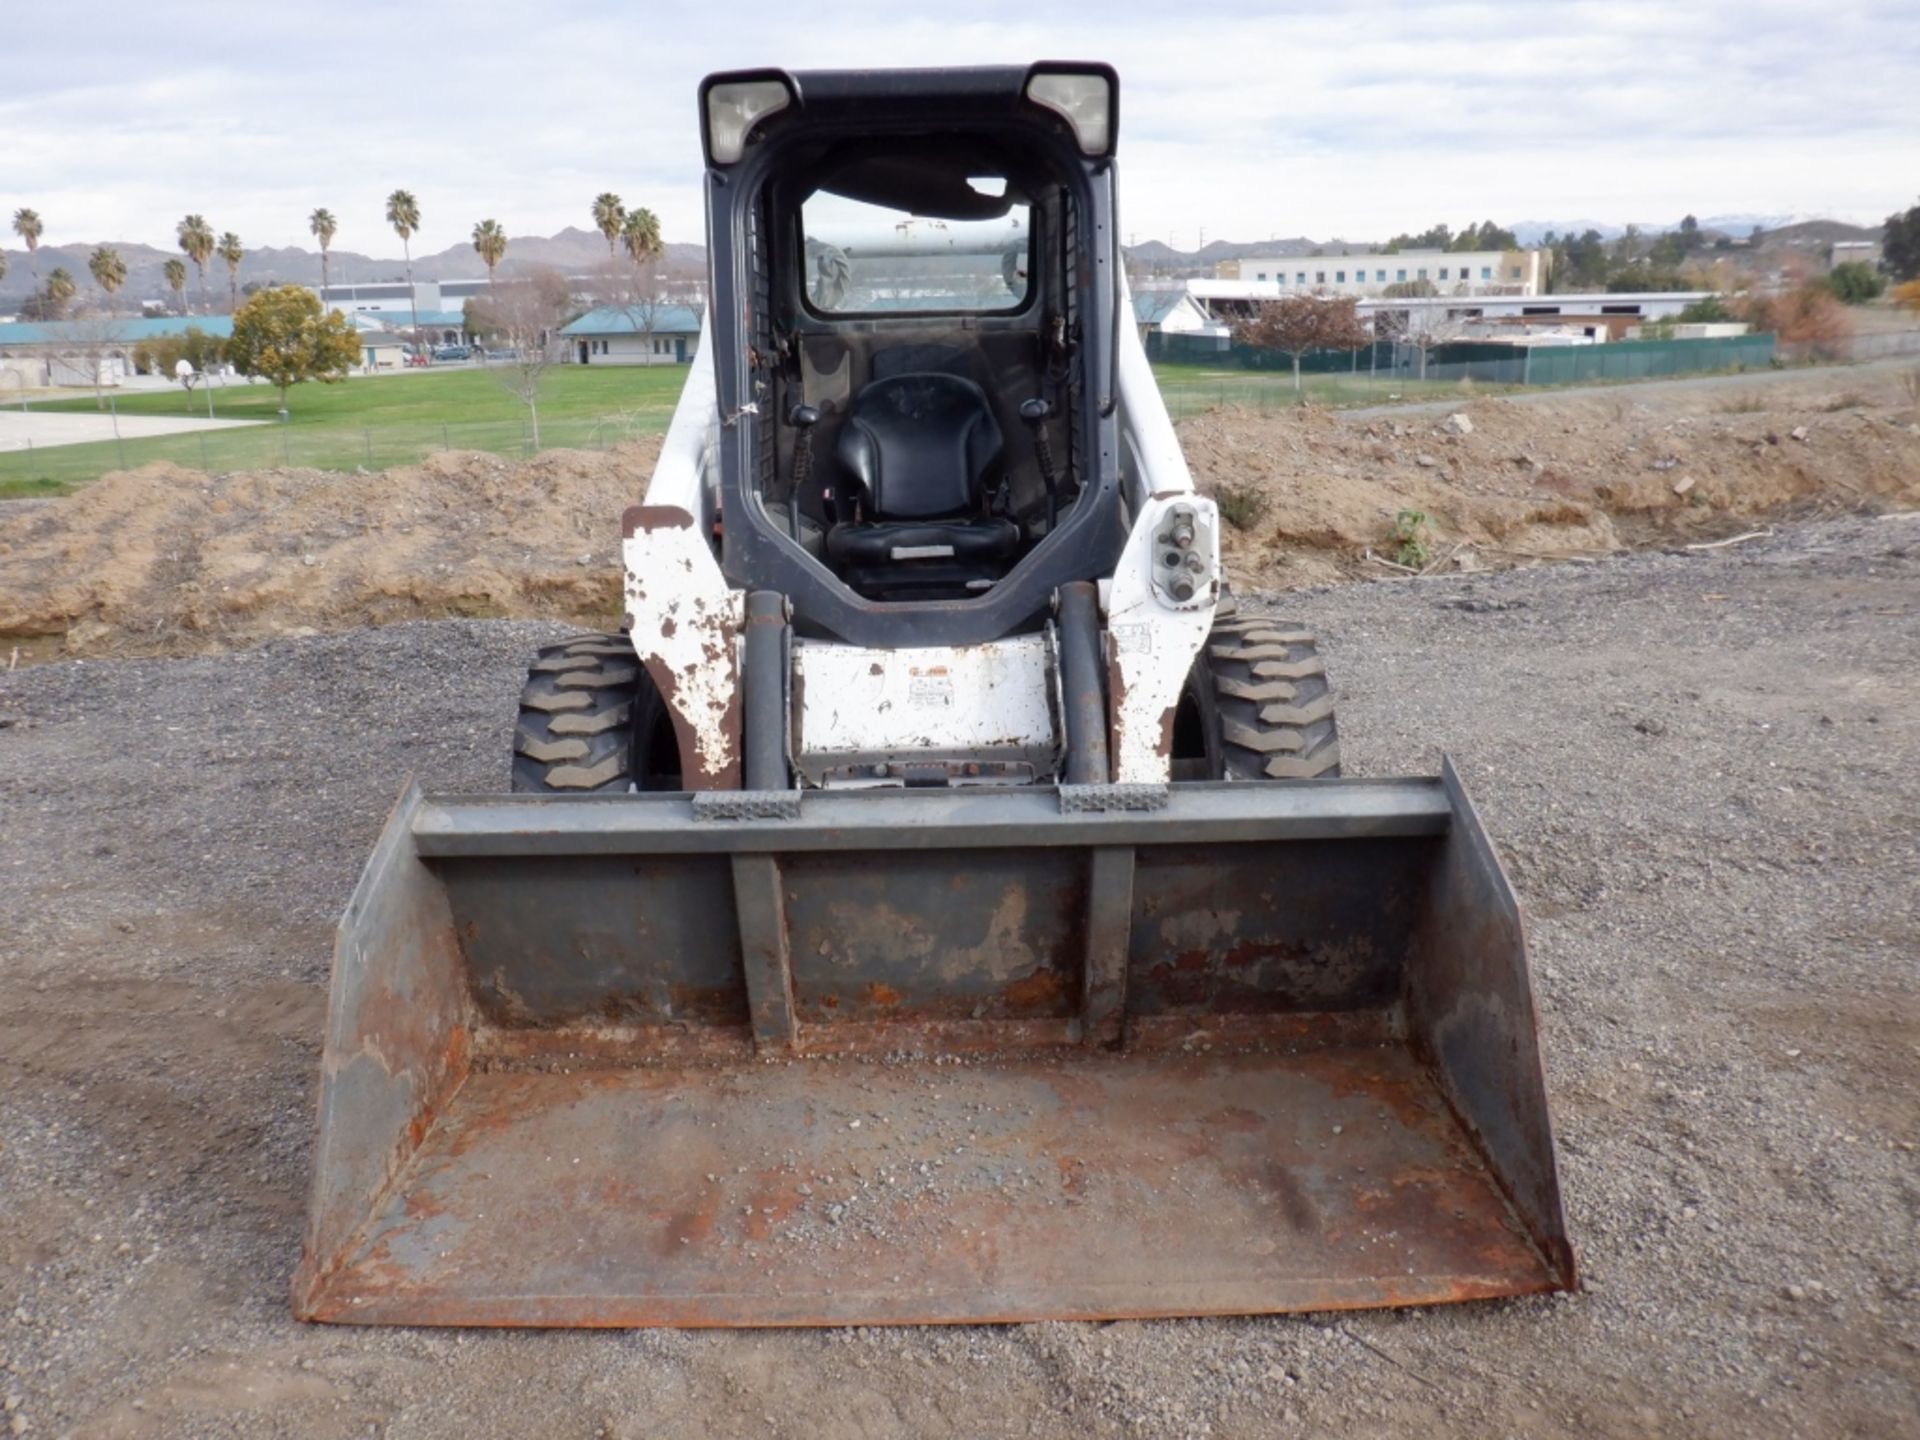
[2,514,1915,1438]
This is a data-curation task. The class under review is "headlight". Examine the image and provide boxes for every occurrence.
[705,77,792,165]
[1026,69,1115,156]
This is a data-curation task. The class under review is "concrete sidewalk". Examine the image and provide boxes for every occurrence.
[0,409,265,453]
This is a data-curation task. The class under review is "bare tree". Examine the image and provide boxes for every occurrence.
[1231,295,1372,391]
[65,301,131,408]
[591,249,669,354]
[471,268,573,449]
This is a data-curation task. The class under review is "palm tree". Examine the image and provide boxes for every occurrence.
[592,193,626,260]
[385,189,422,349]
[471,219,507,291]
[88,245,127,307]
[621,208,663,268]
[217,232,244,312]
[45,266,76,318]
[177,215,215,313]
[620,207,663,269]
[163,258,187,315]
[12,208,43,284]
[309,207,338,297]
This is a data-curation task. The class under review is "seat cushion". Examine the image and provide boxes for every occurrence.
[835,373,1005,519]
[825,517,1022,567]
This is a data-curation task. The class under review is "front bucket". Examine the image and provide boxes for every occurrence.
[295,765,1576,1326]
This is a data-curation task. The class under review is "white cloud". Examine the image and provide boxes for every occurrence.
[4,0,1913,259]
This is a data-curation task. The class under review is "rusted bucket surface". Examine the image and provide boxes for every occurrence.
[295,770,1576,1326]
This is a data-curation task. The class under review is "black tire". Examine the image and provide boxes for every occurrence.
[1172,608,1341,781]
[510,633,681,793]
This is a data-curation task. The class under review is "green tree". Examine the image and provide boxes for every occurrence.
[620,207,662,268]
[385,189,422,346]
[309,207,338,295]
[134,325,232,384]
[592,192,626,259]
[217,232,244,312]
[1878,199,1920,281]
[11,207,43,283]
[1448,220,1518,252]
[0,249,6,289]
[162,258,188,315]
[471,218,507,290]
[225,284,364,414]
[177,214,215,313]
[1677,294,1734,323]
[1382,222,1452,253]
[87,244,127,304]
[1824,261,1885,304]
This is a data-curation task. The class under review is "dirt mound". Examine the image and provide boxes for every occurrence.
[3,369,1916,660]
[0,440,659,658]
[1187,380,1920,587]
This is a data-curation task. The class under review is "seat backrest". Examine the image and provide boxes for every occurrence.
[835,372,1004,519]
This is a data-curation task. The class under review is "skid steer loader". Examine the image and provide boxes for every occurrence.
[296,63,1576,1327]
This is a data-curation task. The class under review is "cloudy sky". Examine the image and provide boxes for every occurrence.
[6,1,1914,258]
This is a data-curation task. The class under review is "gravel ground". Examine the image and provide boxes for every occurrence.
[1,515,1916,1438]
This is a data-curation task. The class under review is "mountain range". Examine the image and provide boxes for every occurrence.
[1124,216,1884,276]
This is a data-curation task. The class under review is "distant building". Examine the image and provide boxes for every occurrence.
[316,282,469,345]
[559,306,704,365]
[1133,279,1716,347]
[1828,240,1883,271]
[1132,288,1220,340]
[0,314,235,386]
[1213,248,1550,298]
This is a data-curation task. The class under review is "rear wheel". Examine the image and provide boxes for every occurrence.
[1171,608,1341,781]
[510,633,682,793]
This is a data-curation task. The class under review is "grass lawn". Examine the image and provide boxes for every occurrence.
[3,366,689,488]
[1,359,1484,491]
[1150,362,1495,415]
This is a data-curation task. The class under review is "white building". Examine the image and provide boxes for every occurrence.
[316,282,468,345]
[1215,249,1549,298]
[559,305,704,365]
[1132,279,1720,345]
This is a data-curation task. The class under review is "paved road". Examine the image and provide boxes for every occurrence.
[0,409,265,453]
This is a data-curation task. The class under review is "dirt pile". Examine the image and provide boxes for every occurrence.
[0,439,659,658]
[1186,371,1920,587]
[2,368,1916,660]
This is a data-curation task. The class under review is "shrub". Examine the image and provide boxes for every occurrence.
[1392,509,1431,568]
[1213,484,1270,532]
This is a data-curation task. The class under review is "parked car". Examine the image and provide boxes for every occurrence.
[432,345,472,362]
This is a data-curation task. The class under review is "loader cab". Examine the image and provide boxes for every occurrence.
[699,65,1128,646]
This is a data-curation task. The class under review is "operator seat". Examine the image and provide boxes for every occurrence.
[825,372,1021,576]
